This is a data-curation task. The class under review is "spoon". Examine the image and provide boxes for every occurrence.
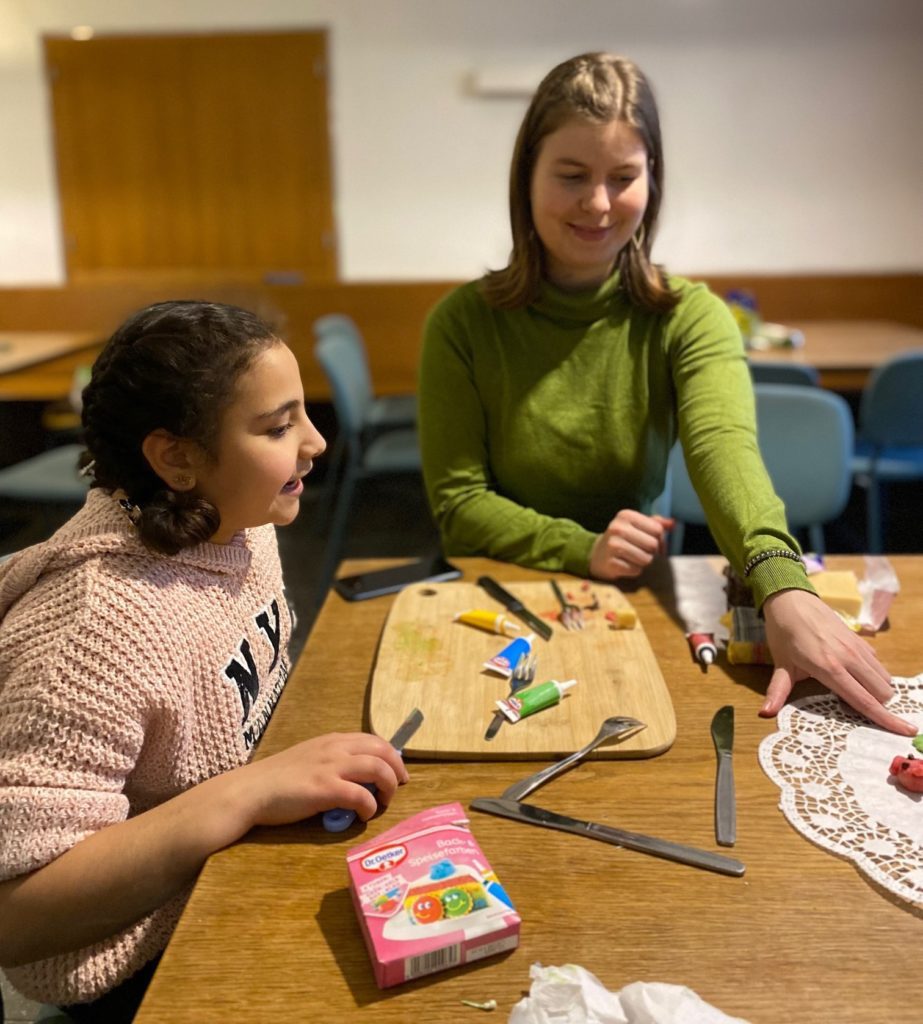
[500,715,646,802]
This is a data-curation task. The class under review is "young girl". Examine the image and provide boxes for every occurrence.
[0,301,408,1020]
[419,52,913,737]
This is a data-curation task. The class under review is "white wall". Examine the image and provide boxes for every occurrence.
[1,0,920,285]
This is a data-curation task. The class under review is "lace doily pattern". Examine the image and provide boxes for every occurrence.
[759,674,923,907]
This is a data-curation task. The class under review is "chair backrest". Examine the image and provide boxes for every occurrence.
[313,315,374,436]
[858,351,923,447]
[749,362,819,387]
[667,383,854,530]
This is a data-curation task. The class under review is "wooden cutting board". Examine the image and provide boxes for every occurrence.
[368,580,676,761]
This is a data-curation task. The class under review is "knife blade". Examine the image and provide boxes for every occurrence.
[470,797,744,877]
[710,705,736,846]
[323,708,424,833]
[477,575,553,641]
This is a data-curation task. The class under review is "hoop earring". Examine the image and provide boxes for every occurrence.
[631,224,646,253]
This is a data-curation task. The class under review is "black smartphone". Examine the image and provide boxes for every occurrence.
[333,555,461,601]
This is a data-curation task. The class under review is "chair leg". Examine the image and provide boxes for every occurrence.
[313,465,359,611]
[668,520,686,556]
[808,524,825,556]
[866,475,882,554]
[312,434,345,532]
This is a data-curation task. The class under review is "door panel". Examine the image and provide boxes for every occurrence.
[45,31,337,282]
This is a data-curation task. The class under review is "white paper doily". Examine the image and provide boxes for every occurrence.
[759,674,923,906]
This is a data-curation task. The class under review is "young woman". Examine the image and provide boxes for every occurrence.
[419,52,913,737]
[0,301,409,1020]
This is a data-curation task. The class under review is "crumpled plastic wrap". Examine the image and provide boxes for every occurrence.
[508,964,751,1024]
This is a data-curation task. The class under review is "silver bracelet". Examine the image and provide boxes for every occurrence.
[743,549,802,578]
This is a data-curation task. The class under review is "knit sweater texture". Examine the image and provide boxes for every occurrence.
[419,271,811,608]
[0,489,292,1004]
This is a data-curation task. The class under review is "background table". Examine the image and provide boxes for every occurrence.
[136,556,923,1022]
[747,319,923,390]
[0,331,101,401]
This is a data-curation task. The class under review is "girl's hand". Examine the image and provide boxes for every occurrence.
[589,510,675,580]
[761,589,916,735]
[238,732,411,828]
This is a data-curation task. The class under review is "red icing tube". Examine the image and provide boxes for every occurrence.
[890,754,923,793]
[687,632,717,669]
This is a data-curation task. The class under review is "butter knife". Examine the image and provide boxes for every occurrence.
[323,708,424,832]
[471,797,744,877]
[710,705,736,847]
[477,575,553,641]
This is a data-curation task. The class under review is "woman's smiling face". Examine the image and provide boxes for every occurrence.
[529,117,650,291]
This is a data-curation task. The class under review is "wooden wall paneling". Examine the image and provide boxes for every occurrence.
[44,32,337,282]
[0,274,919,400]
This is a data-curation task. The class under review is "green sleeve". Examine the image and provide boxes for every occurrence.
[418,291,596,575]
[668,284,815,608]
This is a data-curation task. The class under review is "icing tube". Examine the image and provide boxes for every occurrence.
[483,633,534,677]
[454,608,521,635]
[687,632,717,668]
[497,678,577,723]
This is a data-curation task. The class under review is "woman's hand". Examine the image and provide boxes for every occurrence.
[589,510,674,580]
[238,731,411,829]
[761,589,916,735]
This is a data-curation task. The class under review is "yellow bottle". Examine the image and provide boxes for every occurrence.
[453,608,521,636]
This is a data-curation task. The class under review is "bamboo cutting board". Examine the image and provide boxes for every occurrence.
[368,580,676,761]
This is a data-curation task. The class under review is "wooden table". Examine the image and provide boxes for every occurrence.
[136,556,922,1023]
[0,331,102,401]
[747,319,923,390]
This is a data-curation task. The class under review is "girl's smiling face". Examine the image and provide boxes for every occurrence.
[530,117,650,291]
[191,342,326,542]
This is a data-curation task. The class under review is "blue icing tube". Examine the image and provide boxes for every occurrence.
[483,632,534,677]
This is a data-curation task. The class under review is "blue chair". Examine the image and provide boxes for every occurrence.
[851,351,923,553]
[0,443,89,504]
[667,384,854,555]
[749,362,819,386]
[313,315,417,433]
[313,323,422,603]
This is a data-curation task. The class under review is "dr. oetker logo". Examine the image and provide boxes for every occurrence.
[361,844,407,872]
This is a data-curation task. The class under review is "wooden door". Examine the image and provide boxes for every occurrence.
[44,31,337,282]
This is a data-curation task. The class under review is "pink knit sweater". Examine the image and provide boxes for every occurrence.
[0,489,292,1004]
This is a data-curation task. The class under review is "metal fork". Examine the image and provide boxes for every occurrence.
[484,652,537,740]
[551,579,584,631]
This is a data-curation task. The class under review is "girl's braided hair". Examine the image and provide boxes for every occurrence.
[81,300,278,555]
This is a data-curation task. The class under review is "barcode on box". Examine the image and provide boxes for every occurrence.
[405,943,461,980]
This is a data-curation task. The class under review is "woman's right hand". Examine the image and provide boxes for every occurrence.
[238,732,410,829]
[589,510,674,580]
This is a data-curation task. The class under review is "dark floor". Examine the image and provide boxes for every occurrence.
[2,465,922,665]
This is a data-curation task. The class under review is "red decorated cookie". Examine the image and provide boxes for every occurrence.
[889,754,923,794]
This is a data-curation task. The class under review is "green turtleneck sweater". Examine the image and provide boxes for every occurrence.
[418,271,811,608]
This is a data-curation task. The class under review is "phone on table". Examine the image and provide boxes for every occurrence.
[333,555,461,601]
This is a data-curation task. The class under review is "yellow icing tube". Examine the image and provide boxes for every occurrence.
[453,608,521,636]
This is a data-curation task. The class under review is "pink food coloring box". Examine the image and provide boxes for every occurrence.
[346,801,520,988]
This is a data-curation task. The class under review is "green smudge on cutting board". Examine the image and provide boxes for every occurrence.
[392,622,440,655]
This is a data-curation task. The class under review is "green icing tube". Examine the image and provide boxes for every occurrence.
[498,678,577,723]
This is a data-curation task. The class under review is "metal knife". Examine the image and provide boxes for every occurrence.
[471,797,744,877]
[477,575,553,641]
[471,794,745,876]
[323,708,424,833]
[710,705,736,847]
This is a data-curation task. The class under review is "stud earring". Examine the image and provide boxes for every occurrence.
[173,473,193,489]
